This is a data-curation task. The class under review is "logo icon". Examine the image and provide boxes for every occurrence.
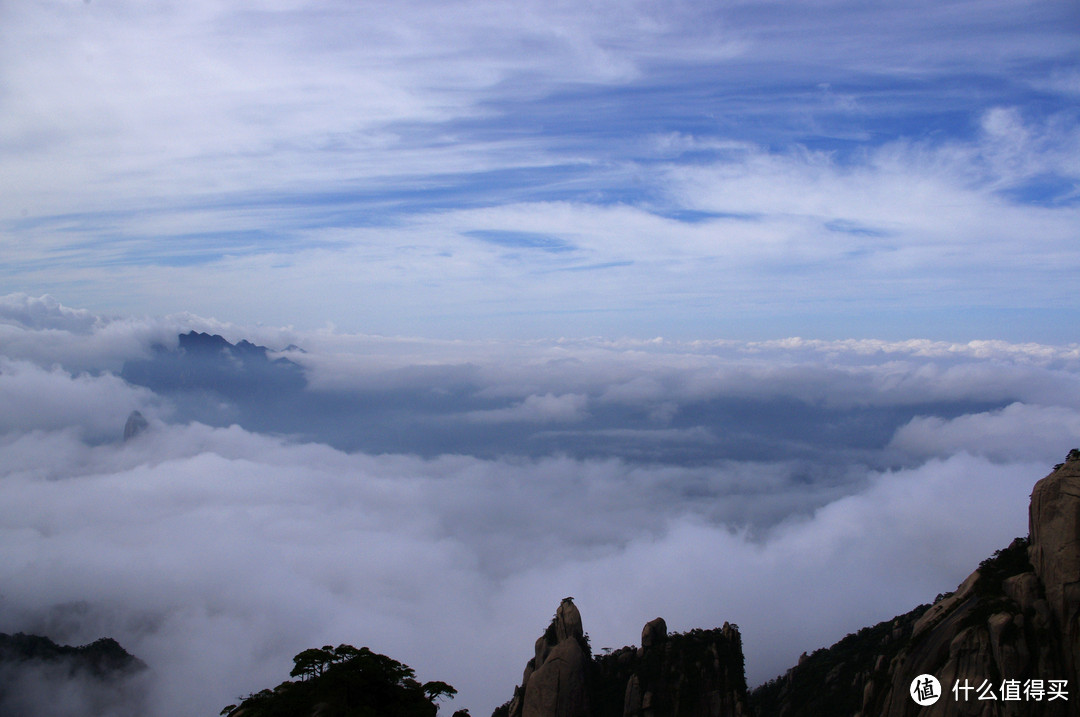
[911,674,941,706]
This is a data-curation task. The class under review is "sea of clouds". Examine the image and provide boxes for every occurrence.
[1,293,1078,716]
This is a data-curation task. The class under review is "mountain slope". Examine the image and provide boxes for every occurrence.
[748,450,1080,717]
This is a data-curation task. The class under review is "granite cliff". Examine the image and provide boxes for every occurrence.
[749,449,1080,716]
[493,598,747,717]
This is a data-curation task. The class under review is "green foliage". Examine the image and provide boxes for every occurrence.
[953,536,1034,631]
[1052,447,1079,470]
[422,680,458,703]
[222,644,454,717]
[974,537,1032,597]
[290,647,335,681]
[748,537,1037,716]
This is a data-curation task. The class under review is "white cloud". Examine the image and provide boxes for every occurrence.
[464,392,588,423]
[0,294,102,334]
[0,358,161,442]
[890,402,1080,463]
[0,305,1076,715]
[0,423,1041,715]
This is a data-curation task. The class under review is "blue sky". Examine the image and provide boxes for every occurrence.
[2,0,1078,340]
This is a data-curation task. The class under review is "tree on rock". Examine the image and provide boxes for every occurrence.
[224,644,455,717]
[289,647,335,681]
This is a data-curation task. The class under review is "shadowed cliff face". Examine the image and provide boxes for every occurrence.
[1030,448,1080,683]
[750,450,1080,717]
[494,599,747,717]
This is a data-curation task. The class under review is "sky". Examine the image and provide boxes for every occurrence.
[1,1,1080,716]
[1,0,1079,340]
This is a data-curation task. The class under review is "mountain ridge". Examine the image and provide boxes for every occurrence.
[490,450,1080,717]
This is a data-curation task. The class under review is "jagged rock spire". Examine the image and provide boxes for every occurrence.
[520,598,589,717]
[497,600,747,717]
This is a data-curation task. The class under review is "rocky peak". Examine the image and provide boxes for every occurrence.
[556,597,584,643]
[123,410,148,441]
[495,602,746,717]
[511,598,590,717]
[640,618,666,653]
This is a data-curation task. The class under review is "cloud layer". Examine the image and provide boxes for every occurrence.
[0,297,1076,715]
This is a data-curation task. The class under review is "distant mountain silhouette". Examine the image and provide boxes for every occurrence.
[0,632,145,677]
[123,410,149,441]
[121,331,312,438]
[119,330,529,455]
[122,331,305,398]
[0,632,146,717]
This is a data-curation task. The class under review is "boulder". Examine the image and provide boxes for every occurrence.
[641,618,667,652]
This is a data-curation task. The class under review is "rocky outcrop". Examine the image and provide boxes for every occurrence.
[607,620,746,717]
[1030,448,1080,680]
[122,410,148,441]
[495,600,746,717]
[524,598,591,717]
[866,537,1069,717]
[503,598,590,717]
[750,450,1080,717]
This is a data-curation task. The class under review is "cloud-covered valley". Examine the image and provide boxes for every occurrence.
[0,294,1077,715]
